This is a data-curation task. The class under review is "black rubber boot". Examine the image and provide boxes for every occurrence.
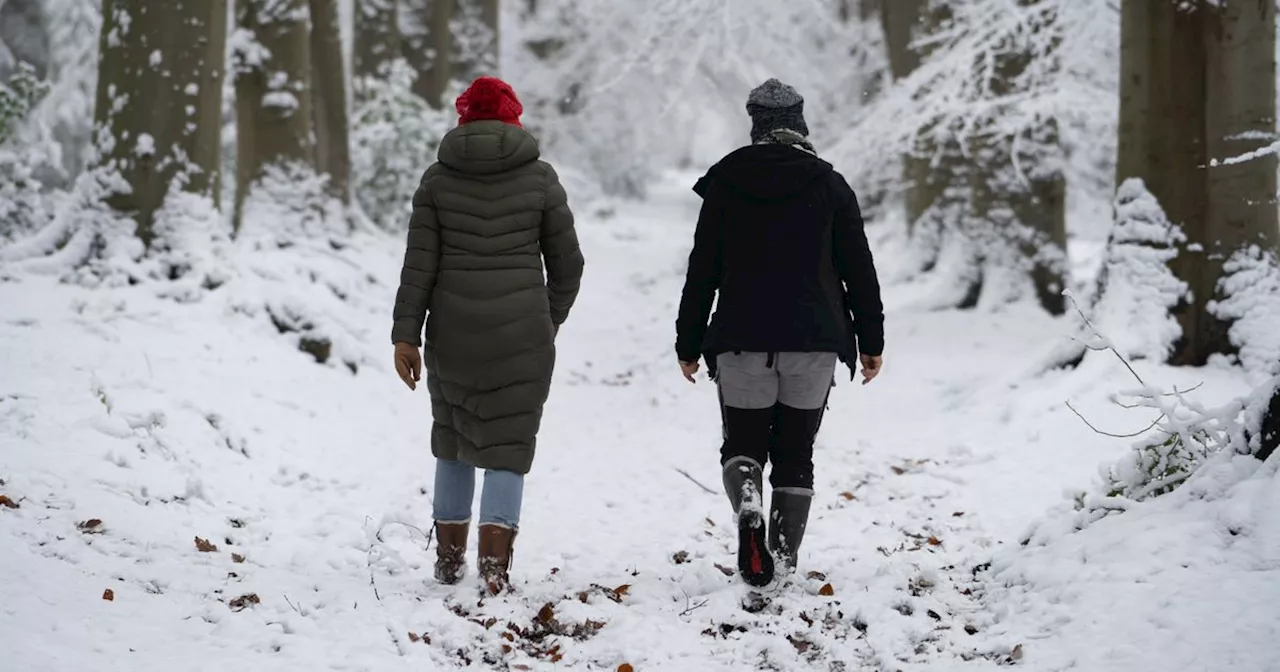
[722,457,774,587]
[769,488,813,574]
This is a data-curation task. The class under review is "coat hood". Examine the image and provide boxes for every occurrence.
[438,120,540,175]
[693,144,833,201]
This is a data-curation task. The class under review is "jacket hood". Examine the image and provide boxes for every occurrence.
[693,144,833,201]
[438,121,540,175]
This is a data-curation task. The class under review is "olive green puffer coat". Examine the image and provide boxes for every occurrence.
[391,121,584,474]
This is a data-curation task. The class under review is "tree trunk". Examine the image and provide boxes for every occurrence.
[1197,0,1279,360]
[233,0,314,229]
[92,0,227,246]
[881,0,937,236]
[451,0,500,86]
[1118,0,1276,365]
[402,0,453,109]
[353,0,400,80]
[308,0,351,204]
[967,2,1068,315]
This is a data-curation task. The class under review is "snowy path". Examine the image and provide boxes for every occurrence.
[1,174,1265,671]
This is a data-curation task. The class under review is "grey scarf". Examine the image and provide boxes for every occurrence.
[754,128,816,156]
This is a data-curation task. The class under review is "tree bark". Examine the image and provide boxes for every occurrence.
[1197,0,1279,360]
[402,0,453,109]
[233,0,315,229]
[92,0,227,246]
[353,0,400,80]
[1117,0,1276,365]
[451,0,500,87]
[881,0,937,235]
[308,0,351,204]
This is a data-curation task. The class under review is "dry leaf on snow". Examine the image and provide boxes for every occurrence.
[77,518,104,533]
[231,553,246,563]
[0,495,18,509]
[806,570,827,581]
[102,589,114,601]
[927,536,943,546]
[839,491,856,501]
[818,583,835,596]
[194,536,218,552]
[714,563,735,577]
[618,665,635,672]
[672,550,690,564]
[228,593,260,611]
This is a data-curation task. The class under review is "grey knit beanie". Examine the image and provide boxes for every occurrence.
[746,78,809,143]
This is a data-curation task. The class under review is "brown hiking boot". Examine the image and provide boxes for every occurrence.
[434,521,469,585]
[477,523,517,595]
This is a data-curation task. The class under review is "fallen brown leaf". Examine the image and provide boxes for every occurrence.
[552,652,564,663]
[818,583,835,597]
[512,666,531,671]
[408,632,421,642]
[965,624,979,635]
[614,584,631,598]
[231,553,246,564]
[618,665,635,672]
[799,611,814,626]
[502,644,512,654]
[714,563,735,577]
[839,491,856,501]
[501,631,515,642]
[0,495,18,509]
[952,511,965,517]
[672,550,690,564]
[195,536,218,553]
[228,593,260,611]
[536,602,556,625]
[102,588,114,601]
[927,536,943,546]
[77,519,104,533]
[806,570,828,581]
[890,465,907,475]
[1010,644,1024,662]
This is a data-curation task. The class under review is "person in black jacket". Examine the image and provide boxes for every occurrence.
[675,79,885,587]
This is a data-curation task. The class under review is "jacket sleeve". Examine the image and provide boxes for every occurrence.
[675,182,722,362]
[391,171,441,346]
[541,164,585,326]
[832,177,885,357]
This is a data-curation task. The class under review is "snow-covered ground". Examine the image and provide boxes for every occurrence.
[1,173,1275,671]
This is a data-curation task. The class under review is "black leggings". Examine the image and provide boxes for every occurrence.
[719,394,827,491]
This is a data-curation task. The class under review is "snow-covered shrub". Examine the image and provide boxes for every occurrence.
[1090,178,1188,361]
[28,0,99,187]
[351,60,451,231]
[0,62,55,242]
[1211,245,1280,380]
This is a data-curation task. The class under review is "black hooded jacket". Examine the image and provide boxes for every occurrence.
[675,144,884,374]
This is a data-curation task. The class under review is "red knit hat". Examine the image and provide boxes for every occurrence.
[456,77,524,127]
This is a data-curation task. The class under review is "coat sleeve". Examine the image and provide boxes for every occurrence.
[391,171,441,346]
[675,181,723,363]
[832,176,885,357]
[541,164,585,326]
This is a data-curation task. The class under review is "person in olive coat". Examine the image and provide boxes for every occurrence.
[391,77,584,595]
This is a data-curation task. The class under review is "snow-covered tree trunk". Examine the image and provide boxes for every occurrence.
[233,0,315,229]
[309,0,351,204]
[401,0,452,109]
[91,0,227,245]
[1199,0,1279,359]
[451,0,499,86]
[880,0,933,236]
[967,2,1068,315]
[353,0,399,80]
[1118,0,1277,365]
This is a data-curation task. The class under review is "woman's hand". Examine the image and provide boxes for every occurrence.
[394,342,422,390]
[680,360,700,383]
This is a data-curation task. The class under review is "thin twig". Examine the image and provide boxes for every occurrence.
[283,594,303,616]
[1065,292,1146,386]
[1111,382,1206,409]
[675,468,718,495]
[678,588,710,617]
[1066,400,1167,439]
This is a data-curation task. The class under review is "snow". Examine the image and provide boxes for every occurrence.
[134,132,155,157]
[149,49,163,67]
[261,91,299,112]
[3,173,1276,671]
[1090,178,1188,362]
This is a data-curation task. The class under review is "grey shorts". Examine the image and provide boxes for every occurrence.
[716,352,837,410]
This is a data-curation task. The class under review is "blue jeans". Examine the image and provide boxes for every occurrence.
[433,459,524,529]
